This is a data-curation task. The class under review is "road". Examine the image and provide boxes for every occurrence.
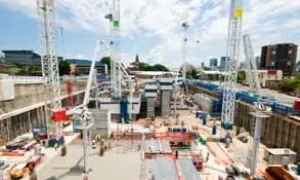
[37,139,141,180]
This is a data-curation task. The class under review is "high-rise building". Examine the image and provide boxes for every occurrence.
[220,56,229,71]
[201,62,205,68]
[259,43,298,76]
[255,56,261,68]
[209,58,218,69]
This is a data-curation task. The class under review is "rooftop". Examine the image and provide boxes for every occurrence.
[2,50,40,57]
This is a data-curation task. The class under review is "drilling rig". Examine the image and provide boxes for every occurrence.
[243,34,269,177]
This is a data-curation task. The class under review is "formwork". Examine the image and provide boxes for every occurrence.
[90,109,111,138]
[140,158,201,180]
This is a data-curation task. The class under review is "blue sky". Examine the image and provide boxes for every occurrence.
[1,0,300,69]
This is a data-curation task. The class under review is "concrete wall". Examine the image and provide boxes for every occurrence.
[0,79,86,145]
[235,100,300,162]
[0,81,86,115]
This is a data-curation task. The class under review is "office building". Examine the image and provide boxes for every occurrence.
[65,59,107,75]
[220,56,229,71]
[209,58,218,69]
[260,43,298,76]
[2,50,41,65]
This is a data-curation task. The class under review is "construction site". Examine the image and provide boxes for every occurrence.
[0,0,300,180]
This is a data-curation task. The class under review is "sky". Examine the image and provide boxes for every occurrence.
[1,0,300,69]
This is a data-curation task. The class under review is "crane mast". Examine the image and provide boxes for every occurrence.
[221,0,243,132]
[37,0,62,135]
[181,10,189,97]
[112,0,122,97]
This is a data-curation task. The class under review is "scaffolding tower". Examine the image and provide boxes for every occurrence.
[221,0,243,132]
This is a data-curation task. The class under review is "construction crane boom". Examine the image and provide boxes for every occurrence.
[221,0,243,133]
[243,35,261,97]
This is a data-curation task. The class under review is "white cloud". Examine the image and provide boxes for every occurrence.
[1,0,300,68]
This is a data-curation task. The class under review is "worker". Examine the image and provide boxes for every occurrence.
[175,151,178,159]
[61,144,67,156]
[29,164,37,180]
[95,134,101,143]
[54,143,58,151]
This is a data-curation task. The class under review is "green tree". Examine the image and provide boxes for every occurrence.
[191,69,198,79]
[237,70,246,83]
[100,56,111,71]
[203,67,211,71]
[59,60,70,75]
[279,79,299,92]
[152,64,169,71]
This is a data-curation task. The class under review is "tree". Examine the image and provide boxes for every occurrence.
[191,69,198,79]
[59,60,70,76]
[237,70,246,83]
[100,56,111,71]
[152,64,169,71]
[203,67,211,71]
[279,79,299,92]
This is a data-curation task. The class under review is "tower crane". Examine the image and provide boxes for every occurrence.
[105,0,122,98]
[37,0,62,137]
[243,34,269,177]
[221,0,243,140]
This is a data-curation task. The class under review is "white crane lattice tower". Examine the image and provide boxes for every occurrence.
[112,0,122,97]
[37,0,61,108]
[181,10,189,81]
[221,0,243,131]
[37,0,61,135]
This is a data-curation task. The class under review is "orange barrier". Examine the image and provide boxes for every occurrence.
[0,151,25,156]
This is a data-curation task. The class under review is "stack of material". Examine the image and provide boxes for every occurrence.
[160,90,171,116]
[147,97,156,117]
